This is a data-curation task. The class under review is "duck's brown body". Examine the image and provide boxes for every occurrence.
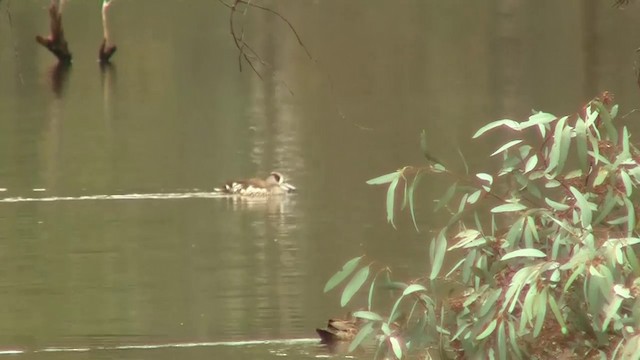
[315,318,358,343]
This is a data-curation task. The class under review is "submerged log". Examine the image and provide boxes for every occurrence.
[35,2,72,64]
[98,39,117,63]
[99,0,117,63]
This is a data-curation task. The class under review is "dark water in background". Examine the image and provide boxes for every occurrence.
[1,0,640,358]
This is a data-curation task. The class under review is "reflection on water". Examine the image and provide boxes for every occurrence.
[2,0,640,358]
[47,62,71,98]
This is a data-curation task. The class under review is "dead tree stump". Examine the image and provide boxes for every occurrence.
[35,3,72,64]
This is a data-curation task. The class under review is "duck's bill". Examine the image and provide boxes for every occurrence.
[281,182,297,192]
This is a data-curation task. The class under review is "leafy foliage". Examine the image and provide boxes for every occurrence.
[324,93,640,359]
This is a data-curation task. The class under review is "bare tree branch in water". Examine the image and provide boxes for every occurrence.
[99,0,117,63]
[35,0,72,64]
[218,0,312,80]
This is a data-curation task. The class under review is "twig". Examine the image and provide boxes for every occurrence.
[235,0,312,60]
[5,0,24,84]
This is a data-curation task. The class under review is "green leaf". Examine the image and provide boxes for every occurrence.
[467,190,482,204]
[432,163,446,172]
[620,170,633,197]
[408,172,423,232]
[624,198,635,237]
[324,256,363,292]
[420,130,428,158]
[476,318,498,340]
[575,118,588,173]
[545,116,567,175]
[479,288,502,317]
[570,186,592,227]
[390,336,403,359]
[548,290,568,335]
[508,322,523,359]
[491,203,527,213]
[602,296,622,331]
[435,182,457,211]
[544,197,570,211]
[594,189,617,224]
[449,229,482,250]
[555,123,572,175]
[476,173,493,192]
[520,111,557,130]
[473,119,520,138]
[622,126,630,159]
[593,168,609,187]
[402,284,427,296]
[593,100,618,143]
[497,321,507,360]
[367,171,400,185]
[386,177,399,228]
[348,321,374,352]
[430,230,447,280]
[458,147,469,174]
[353,310,383,321]
[501,248,546,260]
[491,140,524,157]
[524,155,538,173]
[367,271,379,310]
[533,289,547,337]
[341,265,370,306]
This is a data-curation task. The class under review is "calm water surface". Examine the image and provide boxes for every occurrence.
[2,0,640,358]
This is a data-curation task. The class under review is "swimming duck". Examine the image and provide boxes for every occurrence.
[316,318,359,343]
[213,172,296,196]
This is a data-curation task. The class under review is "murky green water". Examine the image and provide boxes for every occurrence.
[1,0,640,358]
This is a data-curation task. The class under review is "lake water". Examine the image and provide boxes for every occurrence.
[1,0,640,358]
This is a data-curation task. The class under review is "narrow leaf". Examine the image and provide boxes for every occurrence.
[524,155,538,173]
[570,186,592,227]
[387,177,399,228]
[555,124,572,175]
[367,171,400,185]
[348,321,374,352]
[476,319,498,340]
[575,118,588,173]
[491,140,524,157]
[390,337,403,359]
[435,182,457,211]
[341,266,370,306]
[491,203,527,213]
[501,248,546,260]
[324,256,363,292]
[430,230,447,280]
[403,284,427,296]
[408,172,423,232]
[520,111,557,129]
[473,119,520,138]
[467,190,482,204]
[593,100,618,143]
[544,197,570,211]
[353,310,383,321]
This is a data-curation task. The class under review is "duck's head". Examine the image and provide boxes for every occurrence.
[268,172,296,192]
